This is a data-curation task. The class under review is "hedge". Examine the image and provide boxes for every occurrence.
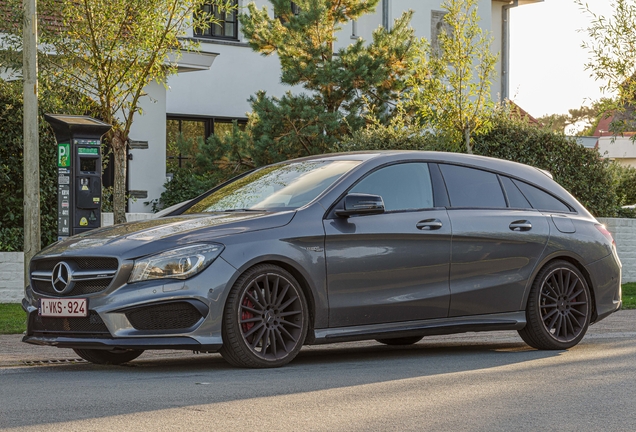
[0,80,96,251]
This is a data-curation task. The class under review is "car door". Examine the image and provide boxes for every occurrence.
[323,162,451,327]
[437,164,551,317]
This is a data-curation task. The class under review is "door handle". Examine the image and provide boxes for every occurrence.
[509,220,532,231]
[416,219,443,230]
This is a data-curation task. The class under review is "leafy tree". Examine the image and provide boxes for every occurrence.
[578,0,636,134]
[2,0,234,224]
[405,0,497,153]
[239,0,417,164]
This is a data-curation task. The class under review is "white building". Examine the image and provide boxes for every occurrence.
[127,0,542,212]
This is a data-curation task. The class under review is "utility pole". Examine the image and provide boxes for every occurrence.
[23,0,40,286]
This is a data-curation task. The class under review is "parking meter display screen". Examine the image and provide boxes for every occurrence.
[80,157,98,172]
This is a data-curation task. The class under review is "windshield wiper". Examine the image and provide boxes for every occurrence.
[221,208,265,212]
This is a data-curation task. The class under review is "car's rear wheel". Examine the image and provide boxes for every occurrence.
[519,260,591,350]
[220,264,308,368]
[376,336,423,346]
[73,348,144,365]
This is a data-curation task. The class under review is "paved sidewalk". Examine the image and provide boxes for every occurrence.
[0,335,203,367]
[1,310,635,367]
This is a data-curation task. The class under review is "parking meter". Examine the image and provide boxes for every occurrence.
[44,114,112,240]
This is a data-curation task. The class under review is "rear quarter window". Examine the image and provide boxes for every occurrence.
[512,179,571,212]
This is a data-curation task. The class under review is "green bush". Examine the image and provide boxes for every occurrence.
[611,163,636,207]
[337,119,458,153]
[0,80,96,251]
[0,228,23,252]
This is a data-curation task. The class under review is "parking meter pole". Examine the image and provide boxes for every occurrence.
[44,115,111,241]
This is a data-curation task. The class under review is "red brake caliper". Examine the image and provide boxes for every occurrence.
[241,294,255,341]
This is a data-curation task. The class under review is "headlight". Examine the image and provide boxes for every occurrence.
[128,243,224,283]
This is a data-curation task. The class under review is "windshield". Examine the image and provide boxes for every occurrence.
[184,160,361,213]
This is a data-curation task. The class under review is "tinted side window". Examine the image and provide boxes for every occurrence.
[500,176,531,209]
[512,179,571,212]
[350,163,433,211]
[439,164,506,208]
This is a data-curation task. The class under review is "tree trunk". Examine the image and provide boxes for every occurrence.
[464,127,472,154]
[23,0,40,286]
[111,130,127,225]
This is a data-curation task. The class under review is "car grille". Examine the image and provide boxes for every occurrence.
[125,302,203,331]
[30,257,119,297]
[29,311,110,335]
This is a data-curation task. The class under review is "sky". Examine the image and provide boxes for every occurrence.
[509,0,616,118]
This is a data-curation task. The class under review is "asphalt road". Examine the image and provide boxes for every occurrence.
[1,311,636,431]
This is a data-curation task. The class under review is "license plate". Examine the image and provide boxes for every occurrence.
[39,298,88,317]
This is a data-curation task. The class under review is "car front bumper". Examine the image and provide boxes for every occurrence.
[21,256,238,351]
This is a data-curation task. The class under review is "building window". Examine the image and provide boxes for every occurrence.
[291,2,300,15]
[166,116,247,171]
[431,10,451,55]
[195,0,239,40]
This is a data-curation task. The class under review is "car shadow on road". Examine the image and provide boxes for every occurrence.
[1,336,576,429]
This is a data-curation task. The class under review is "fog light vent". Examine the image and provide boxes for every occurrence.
[125,302,203,331]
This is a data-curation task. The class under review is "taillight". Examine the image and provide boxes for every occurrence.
[596,224,616,248]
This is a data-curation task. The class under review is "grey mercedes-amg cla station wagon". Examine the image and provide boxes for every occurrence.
[22,151,622,367]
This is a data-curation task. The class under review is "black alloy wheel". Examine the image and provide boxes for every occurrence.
[376,336,423,346]
[519,260,591,350]
[73,348,144,365]
[220,264,308,368]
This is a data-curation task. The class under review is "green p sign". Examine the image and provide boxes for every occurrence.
[58,143,70,167]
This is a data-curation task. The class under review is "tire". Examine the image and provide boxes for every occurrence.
[220,264,309,368]
[518,260,591,350]
[73,348,144,365]
[376,336,423,346]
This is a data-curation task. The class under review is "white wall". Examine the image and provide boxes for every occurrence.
[597,136,636,168]
[598,218,636,283]
[127,81,168,212]
[0,252,24,303]
[167,43,288,119]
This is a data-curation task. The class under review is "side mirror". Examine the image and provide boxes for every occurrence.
[335,193,385,217]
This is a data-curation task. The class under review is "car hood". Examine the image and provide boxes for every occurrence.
[37,211,296,260]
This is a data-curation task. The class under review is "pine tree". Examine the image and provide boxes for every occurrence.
[239,0,417,164]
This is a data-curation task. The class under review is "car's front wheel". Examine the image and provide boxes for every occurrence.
[518,260,591,350]
[220,264,308,368]
[73,348,144,365]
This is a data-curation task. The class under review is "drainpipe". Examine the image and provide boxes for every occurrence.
[501,0,519,100]
[382,0,389,29]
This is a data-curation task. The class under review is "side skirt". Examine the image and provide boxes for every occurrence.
[310,311,526,345]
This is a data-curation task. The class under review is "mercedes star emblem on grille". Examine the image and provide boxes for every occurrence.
[51,262,74,294]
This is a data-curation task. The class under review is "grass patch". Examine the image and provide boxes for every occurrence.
[0,303,26,334]
[621,283,636,309]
